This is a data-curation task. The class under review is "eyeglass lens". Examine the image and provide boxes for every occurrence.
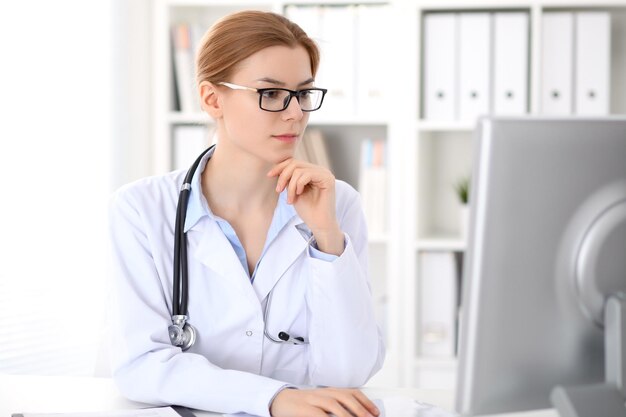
[260,89,323,111]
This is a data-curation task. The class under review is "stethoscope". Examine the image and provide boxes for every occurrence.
[167,145,309,351]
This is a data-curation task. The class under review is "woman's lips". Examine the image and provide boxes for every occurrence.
[273,134,298,143]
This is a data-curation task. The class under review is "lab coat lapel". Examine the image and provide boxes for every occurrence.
[253,216,311,303]
[188,219,257,302]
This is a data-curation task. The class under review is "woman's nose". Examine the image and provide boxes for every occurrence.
[282,94,304,120]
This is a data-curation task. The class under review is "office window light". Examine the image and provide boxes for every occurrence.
[0,0,112,375]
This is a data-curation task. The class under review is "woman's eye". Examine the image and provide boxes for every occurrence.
[261,90,280,100]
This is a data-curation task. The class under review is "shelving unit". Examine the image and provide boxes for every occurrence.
[151,0,626,392]
[404,0,626,392]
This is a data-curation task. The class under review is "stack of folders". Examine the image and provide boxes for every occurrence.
[541,12,611,115]
[172,125,210,171]
[418,251,462,358]
[285,4,390,119]
[171,23,205,113]
[423,12,529,121]
[358,139,387,237]
[294,128,332,170]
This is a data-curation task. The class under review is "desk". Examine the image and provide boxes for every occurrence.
[0,375,557,417]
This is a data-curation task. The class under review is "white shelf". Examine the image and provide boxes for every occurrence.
[417,120,477,132]
[168,111,212,124]
[416,238,467,251]
[539,0,626,6]
[285,0,390,4]
[308,116,389,126]
[418,1,531,10]
[164,0,274,6]
[415,356,458,368]
[417,0,626,8]
[167,111,388,127]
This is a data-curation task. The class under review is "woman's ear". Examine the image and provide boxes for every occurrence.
[199,81,222,119]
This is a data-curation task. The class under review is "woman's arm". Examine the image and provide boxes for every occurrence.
[268,160,386,387]
[108,186,288,417]
[303,183,386,387]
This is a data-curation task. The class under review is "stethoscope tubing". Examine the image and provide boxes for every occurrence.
[171,144,309,349]
[173,145,214,318]
[262,235,314,345]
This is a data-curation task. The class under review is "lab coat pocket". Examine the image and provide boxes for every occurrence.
[264,291,310,384]
[271,342,309,384]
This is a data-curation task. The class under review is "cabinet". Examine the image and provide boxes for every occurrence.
[152,0,626,390]
[404,0,626,391]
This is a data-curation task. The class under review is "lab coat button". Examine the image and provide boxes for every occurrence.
[246,331,253,336]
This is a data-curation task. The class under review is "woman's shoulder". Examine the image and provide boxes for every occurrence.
[110,169,187,210]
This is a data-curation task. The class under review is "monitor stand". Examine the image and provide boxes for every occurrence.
[551,294,626,417]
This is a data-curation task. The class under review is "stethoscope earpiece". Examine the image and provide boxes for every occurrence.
[278,331,306,345]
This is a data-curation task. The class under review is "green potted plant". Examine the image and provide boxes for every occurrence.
[454,176,470,240]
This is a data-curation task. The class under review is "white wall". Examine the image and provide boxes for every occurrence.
[0,0,113,375]
[111,0,154,188]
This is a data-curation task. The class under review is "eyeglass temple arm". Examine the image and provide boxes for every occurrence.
[218,82,258,92]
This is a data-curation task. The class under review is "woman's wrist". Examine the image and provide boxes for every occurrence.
[311,225,344,256]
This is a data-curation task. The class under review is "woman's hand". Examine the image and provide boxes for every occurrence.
[270,387,380,417]
[267,159,344,255]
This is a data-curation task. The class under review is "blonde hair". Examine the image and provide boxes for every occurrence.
[196,10,320,89]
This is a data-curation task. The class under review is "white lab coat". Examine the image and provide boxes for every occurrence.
[108,167,385,417]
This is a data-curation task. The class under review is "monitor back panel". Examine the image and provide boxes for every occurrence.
[456,117,626,415]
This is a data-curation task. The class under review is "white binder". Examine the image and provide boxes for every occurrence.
[423,13,457,120]
[285,5,320,35]
[318,6,356,117]
[541,13,574,115]
[575,12,611,115]
[458,13,492,123]
[355,5,390,118]
[285,6,324,80]
[493,12,528,115]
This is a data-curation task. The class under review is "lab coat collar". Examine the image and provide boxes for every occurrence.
[189,214,311,305]
[183,146,215,233]
[252,216,312,303]
[188,219,257,304]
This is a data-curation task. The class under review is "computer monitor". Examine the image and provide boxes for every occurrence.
[455,117,626,416]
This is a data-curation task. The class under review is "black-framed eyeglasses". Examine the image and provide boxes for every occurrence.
[219,82,327,112]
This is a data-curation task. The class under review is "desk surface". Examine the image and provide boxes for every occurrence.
[0,374,557,417]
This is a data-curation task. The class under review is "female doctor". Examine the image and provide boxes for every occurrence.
[108,10,384,417]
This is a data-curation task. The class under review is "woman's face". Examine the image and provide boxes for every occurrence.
[218,45,314,165]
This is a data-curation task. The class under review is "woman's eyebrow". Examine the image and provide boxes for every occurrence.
[256,77,315,86]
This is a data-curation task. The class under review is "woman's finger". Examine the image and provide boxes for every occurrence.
[335,394,375,417]
[352,390,380,416]
[266,158,293,178]
[311,396,352,417]
[287,168,305,203]
[275,161,300,193]
[295,171,312,195]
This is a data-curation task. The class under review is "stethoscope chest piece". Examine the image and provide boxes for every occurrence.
[168,315,197,351]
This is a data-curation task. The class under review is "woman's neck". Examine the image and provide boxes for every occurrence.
[201,141,279,214]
